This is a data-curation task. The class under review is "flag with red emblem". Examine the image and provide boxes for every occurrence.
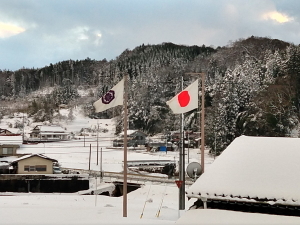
[166,79,198,114]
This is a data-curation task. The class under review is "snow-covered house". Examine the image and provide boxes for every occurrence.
[113,130,147,147]
[10,154,58,174]
[28,125,69,142]
[0,135,23,157]
[185,135,300,218]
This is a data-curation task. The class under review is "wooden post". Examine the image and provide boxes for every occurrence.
[123,74,128,217]
[89,144,91,171]
[201,73,205,173]
[97,123,99,165]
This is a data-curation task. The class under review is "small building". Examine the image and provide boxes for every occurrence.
[28,125,69,142]
[0,128,14,135]
[11,154,58,174]
[0,135,23,157]
[184,135,300,220]
[113,130,147,147]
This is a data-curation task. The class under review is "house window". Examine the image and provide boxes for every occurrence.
[24,165,47,172]
[36,165,47,171]
[3,147,13,155]
[24,165,31,171]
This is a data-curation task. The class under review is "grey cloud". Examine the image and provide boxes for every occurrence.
[0,0,300,70]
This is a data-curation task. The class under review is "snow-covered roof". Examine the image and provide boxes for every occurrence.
[186,135,300,206]
[35,125,66,132]
[11,154,57,163]
[0,135,23,145]
[119,130,146,136]
[39,132,68,135]
[0,156,18,163]
[0,161,10,168]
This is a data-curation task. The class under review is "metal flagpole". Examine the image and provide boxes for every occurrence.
[179,114,185,210]
[179,75,185,210]
[123,74,128,217]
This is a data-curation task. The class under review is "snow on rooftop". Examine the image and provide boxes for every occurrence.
[119,130,138,136]
[0,156,18,163]
[12,154,57,163]
[186,135,300,205]
[39,125,66,132]
[0,135,23,145]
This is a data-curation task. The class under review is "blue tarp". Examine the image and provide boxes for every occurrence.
[160,146,167,151]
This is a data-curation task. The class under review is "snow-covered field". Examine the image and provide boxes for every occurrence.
[4,108,300,224]
[1,184,189,225]
[0,108,214,225]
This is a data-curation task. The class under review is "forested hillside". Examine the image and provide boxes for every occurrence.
[1,36,300,153]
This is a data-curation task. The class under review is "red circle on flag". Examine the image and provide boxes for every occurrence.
[178,91,190,107]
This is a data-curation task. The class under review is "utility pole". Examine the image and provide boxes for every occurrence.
[100,147,103,181]
[89,144,91,171]
[22,113,25,143]
[97,123,99,165]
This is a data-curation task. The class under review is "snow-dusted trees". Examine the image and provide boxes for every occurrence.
[1,36,299,153]
[205,44,297,153]
[51,79,79,105]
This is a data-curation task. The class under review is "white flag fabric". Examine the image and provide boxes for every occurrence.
[93,78,124,112]
[166,79,198,114]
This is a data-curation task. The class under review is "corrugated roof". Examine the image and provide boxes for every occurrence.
[186,135,300,206]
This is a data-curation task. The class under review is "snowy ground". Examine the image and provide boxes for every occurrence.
[2,108,300,224]
[0,108,215,225]
[1,183,190,225]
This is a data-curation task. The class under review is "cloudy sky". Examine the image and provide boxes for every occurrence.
[0,0,299,71]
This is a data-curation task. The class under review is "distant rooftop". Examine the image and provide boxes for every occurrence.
[0,135,23,145]
[11,154,57,163]
[35,125,66,133]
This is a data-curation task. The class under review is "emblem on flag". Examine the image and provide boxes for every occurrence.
[102,90,115,104]
[178,91,191,107]
[166,79,198,114]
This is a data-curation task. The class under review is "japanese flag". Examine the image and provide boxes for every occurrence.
[166,79,198,114]
[93,78,124,112]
